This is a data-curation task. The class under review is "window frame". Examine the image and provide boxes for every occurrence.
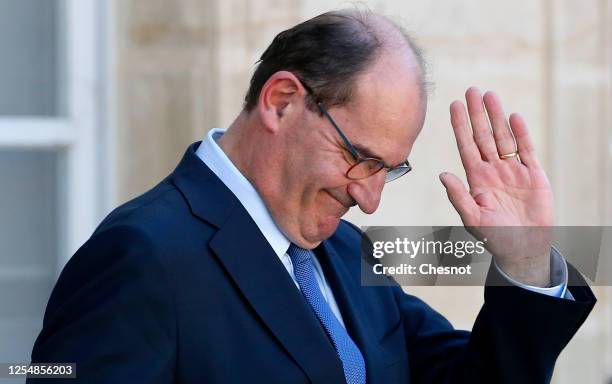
[0,0,110,274]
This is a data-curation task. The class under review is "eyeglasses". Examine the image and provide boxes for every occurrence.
[298,79,412,183]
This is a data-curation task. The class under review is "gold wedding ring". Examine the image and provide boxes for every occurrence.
[499,151,519,159]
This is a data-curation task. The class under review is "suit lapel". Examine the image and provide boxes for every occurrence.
[171,143,345,383]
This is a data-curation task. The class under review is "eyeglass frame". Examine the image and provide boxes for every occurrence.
[297,78,413,183]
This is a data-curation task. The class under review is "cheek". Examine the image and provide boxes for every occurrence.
[296,166,349,241]
[292,146,350,212]
[295,155,346,195]
[312,153,350,184]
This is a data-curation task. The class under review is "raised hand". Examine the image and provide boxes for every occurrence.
[440,87,554,287]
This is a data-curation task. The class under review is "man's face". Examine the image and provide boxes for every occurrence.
[268,52,425,248]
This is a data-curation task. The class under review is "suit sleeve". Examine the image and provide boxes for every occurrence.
[28,226,176,384]
[395,263,596,384]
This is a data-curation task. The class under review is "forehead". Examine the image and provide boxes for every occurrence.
[345,50,426,163]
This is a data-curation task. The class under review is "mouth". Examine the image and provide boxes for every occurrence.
[324,189,354,210]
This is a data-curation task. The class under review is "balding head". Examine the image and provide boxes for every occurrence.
[243,8,427,113]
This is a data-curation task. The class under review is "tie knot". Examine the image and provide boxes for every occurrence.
[287,244,313,265]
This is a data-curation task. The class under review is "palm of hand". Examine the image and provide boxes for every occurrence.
[440,87,554,286]
[466,159,554,228]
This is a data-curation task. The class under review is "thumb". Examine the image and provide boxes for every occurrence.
[439,172,479,225]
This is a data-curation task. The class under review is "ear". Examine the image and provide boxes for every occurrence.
[257,71,307,133]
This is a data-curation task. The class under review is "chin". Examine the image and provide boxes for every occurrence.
[316,215,342,240]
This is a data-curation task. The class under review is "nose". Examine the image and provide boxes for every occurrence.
[346,171,386,214]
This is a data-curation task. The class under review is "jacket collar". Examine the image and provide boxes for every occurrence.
[170,142,240,228]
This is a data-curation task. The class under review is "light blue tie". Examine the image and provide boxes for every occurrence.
[287,244,366,384]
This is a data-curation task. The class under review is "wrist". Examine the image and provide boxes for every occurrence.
[495,251,551,287]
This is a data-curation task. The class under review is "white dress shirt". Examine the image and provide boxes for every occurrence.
[195,128,572,324]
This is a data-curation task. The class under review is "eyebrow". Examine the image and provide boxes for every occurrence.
[353,143,396,167]
[353,143,407,168]
[352,143,382,160]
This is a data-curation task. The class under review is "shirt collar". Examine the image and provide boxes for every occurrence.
[195,128,291,258]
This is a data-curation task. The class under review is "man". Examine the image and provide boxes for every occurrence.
[30,9,595,384]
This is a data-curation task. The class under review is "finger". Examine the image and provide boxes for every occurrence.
[483,91,517,160]
[450,100,481,170]
[508,113,541,169]
[465,87,499,161]
[439,172,479,226]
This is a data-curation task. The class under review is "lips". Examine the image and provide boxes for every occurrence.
[324,189,355,209]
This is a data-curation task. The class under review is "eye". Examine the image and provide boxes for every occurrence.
[340,146,356,164]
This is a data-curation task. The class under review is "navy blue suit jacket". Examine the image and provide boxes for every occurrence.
[30,143,596,383]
